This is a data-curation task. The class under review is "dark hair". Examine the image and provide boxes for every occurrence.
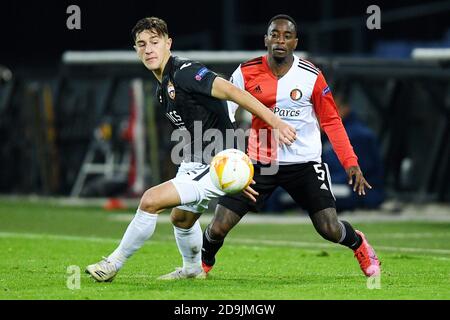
[267,14,297,34]
[131,17,169,42]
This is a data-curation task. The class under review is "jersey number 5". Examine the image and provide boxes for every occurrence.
[313,164,325,181]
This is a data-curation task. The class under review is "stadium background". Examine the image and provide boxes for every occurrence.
[0,0,449,302]
[1,0,449,203]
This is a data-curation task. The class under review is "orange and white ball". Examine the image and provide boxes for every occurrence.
[210,149,254,194]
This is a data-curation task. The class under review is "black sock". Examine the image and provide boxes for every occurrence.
[202,229,224,266]
[339,220,362,250]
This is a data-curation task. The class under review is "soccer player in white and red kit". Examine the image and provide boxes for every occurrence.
[202,14,381,277]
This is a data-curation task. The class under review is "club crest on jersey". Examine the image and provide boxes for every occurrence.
[290,88,302,101]
[167,80,175,100]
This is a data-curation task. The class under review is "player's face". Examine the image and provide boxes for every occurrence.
[265,20,298,61]
[134,30,172,71]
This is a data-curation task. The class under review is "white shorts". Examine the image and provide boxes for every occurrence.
[171,161,226,214]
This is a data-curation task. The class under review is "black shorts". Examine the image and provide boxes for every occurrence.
[218,161,336,217]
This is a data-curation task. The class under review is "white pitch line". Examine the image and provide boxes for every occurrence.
[1,231,450,257]
[226,238,450,255]
[108,213,450,224]
[0,232,120,244]
[374,232,450,239]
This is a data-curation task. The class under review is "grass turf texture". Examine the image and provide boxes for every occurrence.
[0,200,449,299]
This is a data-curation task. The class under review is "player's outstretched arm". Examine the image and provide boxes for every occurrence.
[211,77,296,145]
[345,165,372,196]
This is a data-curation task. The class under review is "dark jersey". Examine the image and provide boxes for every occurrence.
[156,56,235,164]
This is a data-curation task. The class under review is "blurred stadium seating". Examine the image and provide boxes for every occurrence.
[0,0,449,208]
[1,50,448,205]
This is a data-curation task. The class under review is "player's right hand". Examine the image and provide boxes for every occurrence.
[273,119,297,146]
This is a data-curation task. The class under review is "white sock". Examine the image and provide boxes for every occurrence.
[108,208,158,270]
[173,220,202,274]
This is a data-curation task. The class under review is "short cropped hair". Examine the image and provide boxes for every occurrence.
[267,14,298,34]
[131,17,169,42]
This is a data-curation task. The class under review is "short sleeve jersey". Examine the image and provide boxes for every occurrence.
[156,56,235,163]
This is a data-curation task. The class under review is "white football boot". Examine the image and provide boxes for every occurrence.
[85,257,118,282]
[157,267,207,280]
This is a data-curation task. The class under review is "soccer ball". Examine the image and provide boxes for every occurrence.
[210,149,254,194]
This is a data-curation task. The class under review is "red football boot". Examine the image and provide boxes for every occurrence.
[353,230,381,277]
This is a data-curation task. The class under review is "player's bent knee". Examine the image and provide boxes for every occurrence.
[139,188,163,213]
[208,222,229,240]
[170,212,183,225]
[171,219,189,229]
[170,212,197,229]
[311,208,341,242]
[317,221,341,243]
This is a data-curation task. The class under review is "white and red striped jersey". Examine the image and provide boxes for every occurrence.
[228,54,358,169]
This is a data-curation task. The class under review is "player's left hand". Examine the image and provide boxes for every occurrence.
[346,166,372,196]
[242,180,258,202]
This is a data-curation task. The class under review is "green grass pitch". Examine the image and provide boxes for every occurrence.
[0,199,449,300]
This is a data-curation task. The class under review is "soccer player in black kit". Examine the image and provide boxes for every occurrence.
[86,17,296,282]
